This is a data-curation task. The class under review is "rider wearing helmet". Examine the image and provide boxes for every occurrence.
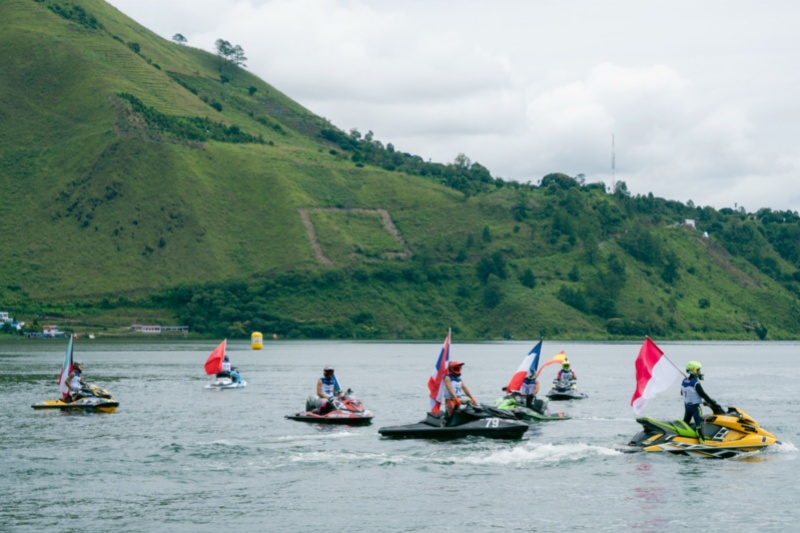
[443,361,478,417]
[315,366,342,414]
[557,361,576,382]
[64,362,85,402]
[681,361,721,439]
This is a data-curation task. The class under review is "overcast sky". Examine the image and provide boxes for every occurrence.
[106,0,800,213]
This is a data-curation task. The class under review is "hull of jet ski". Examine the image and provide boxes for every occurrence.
[625,406,778,458]
[379,406,529,440]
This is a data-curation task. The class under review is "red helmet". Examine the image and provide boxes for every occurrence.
[448,361,465,375]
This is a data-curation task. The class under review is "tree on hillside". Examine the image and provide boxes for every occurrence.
[172,33,187,45]
[215,39,247,76]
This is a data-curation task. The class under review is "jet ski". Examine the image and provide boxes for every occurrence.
[494,392,570,421]
[625,405,778,458]
[205,367,246,389]
[546,377,588,400]
[285,389,373,425]
[378,403,529,440]
[32,384,119,413]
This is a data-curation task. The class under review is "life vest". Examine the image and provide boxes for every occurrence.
[557,370,575,380]
[681,376,702,405]
[68,371,82,391]
[222,360,231,372]
[444,374,464,399]
[320,376,338,397]
[521,378,537,396]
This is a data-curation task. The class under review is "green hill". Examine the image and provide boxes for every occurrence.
[2,0,800,340]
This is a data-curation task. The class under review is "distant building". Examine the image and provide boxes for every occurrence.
[130,324,189,335]
[41,325,66,337]
[684,219,696,228]
[0,311,10,322]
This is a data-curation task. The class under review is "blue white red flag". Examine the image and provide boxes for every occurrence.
[58,336,74,399]
[631,337,684,415]
[427,329,451,415]
[505,339,542,392]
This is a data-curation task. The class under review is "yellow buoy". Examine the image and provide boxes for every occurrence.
[251,332,263,350]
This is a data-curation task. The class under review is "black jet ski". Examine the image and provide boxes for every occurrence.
[286,390,373,426]
[624,405,779,458]
[32,384,119,413]
[546,377,588,400]
[494,392,570,421]
[378,403,528,440]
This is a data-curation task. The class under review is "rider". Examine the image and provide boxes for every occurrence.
[443,361,478,417]
[64,362,85,402]
[520,373,539,409]
[681,361,721,440]
[217,355,232,378]
[315,366,342,414]
[556,361,577,388]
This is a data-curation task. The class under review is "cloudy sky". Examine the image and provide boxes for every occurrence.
[106,0,800,213]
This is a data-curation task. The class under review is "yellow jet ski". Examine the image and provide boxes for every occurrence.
[32,384,119,413]
[626,405,778,458]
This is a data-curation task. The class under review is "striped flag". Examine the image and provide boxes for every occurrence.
[58,336,74,399]
[427,329,451,415]
[506,340,542,392]
[535,351,568,378]
[631,338,684,415]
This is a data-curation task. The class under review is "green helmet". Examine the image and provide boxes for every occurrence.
[686,360,702,375]
[562,362,570,371]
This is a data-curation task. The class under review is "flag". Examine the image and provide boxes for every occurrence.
[631,337,684,415]
[427,329,451,415]
[535,351,567,378]
[506,339,542,392]
[204,339,227,375]
[58,336,74,399]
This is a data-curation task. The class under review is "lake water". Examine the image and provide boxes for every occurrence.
[1,339,798,532]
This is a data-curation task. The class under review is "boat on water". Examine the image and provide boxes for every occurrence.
[31,336,118,413]
[203,339,246,389]
[546,377,588,400]
[205,372,247,389]
[286,390,373,425]
[378,403,528,440]
[494,393,570,422]
[623,405,778,458]
[32,383,119,413]
[498,340,570,420]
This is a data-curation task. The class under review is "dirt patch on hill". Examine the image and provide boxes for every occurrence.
[298,208,411,265]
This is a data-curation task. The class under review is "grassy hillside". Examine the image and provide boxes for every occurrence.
[1,0,800,340]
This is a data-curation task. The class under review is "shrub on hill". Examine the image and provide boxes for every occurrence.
[117,93,263,144]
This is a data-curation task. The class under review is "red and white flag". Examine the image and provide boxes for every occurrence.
[427,329,451,415]
[630,338,683,415]
[58,336,74,399]
[204,339,227,375]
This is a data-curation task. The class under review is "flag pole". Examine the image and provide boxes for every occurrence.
[647,337,687,378]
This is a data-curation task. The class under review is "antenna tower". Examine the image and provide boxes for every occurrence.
[611,133,616,193]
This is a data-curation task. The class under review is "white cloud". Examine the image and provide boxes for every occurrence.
[107,0,800,212]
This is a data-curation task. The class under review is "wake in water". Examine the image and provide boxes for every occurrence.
[449,441,622,466]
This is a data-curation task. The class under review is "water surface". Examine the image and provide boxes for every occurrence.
[1,339,797,531]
